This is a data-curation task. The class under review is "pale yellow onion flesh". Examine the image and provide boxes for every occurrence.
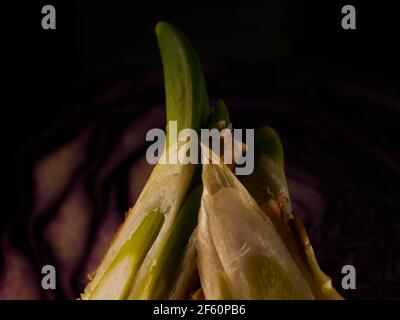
[127,183,202,299]
[81,150,196,299]
[88,209,164,300]
[197,160,315,300]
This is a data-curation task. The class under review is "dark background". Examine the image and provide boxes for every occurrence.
[2,1,400,299]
